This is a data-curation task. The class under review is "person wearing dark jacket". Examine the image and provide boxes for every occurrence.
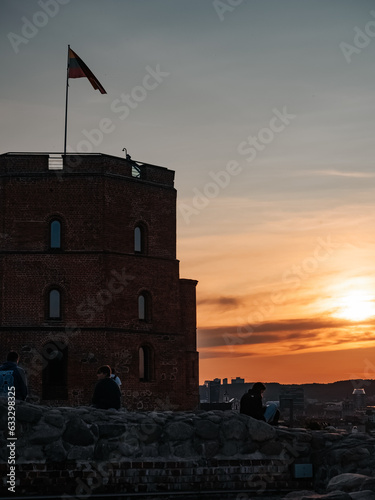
[92,365,121,410]
[240,382,279,425]
[0,351,28,401]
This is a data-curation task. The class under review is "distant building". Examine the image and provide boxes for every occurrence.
[200,379,223,404]
[279,386,305,412]
[206,379,221,403]
[342,398,355,416]
[223,378,228,385]
[352,388,367,409]
[324,402,343,418]
[231,377,245,384]
[366,406,375,423]
[210,378,221,402]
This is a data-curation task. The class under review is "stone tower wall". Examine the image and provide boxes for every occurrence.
[0,153,198,410]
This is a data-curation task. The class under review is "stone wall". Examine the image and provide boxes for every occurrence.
[2,401,375,498]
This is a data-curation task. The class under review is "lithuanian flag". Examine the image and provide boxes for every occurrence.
[68,48,106,94]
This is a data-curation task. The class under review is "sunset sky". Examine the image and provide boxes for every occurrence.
[2,0,375,385]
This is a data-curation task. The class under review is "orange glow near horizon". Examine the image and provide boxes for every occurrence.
[197,345,375,386]
[178,202,375,386]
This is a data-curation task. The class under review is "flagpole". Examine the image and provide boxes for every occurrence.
[63,45,70,157]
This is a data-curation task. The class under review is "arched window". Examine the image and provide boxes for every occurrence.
[134,224,147,254]
[42,342,68,400]
[49,289,61,319]
[139,345,153,382]
[134,226,142,252]
[138,294,145,320]
[138,292,151,321]
[50,220,61,249]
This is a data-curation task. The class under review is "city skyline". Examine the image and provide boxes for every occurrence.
[2,1,375,385]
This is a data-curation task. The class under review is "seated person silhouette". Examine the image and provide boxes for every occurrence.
[240,382,280,425]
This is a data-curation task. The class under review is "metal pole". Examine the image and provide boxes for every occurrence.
[63,45,70,157]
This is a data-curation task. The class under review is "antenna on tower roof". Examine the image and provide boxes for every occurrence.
[122,147,131,160]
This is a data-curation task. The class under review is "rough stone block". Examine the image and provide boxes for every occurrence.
[221,418,247,440]
[259,440,284,456]
[16,403,43,423]
[44,411,65,428]
[219,439,239,457]
[136,422,163,444]
[94,439,122,461]
[194,419,219,439]
[45,440,68,461]
[327,473,371,493]
[165,421,194,441]
[197,439,220,458]
[247,418,276,442]
[96,423,127,438]
[341,447,370,466]
[362,478,375,492]
[302,492,352,500]
[18,444,44,462]
[28,424,63,444]
[63,417,96,446]
[351,491,375,500]
[171,441,196,458]
[67,445,95,461]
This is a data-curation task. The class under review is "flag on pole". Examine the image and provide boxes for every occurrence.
[68,47,107,94]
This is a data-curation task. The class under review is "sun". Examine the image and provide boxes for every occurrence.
[335,289,375,321]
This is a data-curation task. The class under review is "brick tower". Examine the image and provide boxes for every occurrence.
[0,153,199,410]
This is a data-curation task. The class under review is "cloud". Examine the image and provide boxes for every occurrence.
[197,316,375,352]
[197,296,242,310]
[198,349,255,360]
[306,169,375,178]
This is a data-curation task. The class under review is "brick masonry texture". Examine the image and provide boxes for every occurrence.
[0,153,199,410]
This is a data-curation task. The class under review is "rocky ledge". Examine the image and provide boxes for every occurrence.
[2,401,375,498]
[1,400,282,462]
[285,473,375,499]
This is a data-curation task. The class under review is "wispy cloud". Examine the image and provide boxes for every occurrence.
[197,296,242,310]
[198,316,375,358]
[306,169,375,178]
[199,349,255,360]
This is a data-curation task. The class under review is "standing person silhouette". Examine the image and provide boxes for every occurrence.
[92,365,121,410]
[0,351,28,401]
